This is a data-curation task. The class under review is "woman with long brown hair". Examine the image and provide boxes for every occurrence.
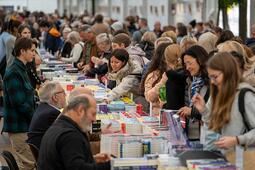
[193,52,255,168]
[178,45,210,140]
[140,42,171,115]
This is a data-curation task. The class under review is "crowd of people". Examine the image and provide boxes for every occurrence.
[0,8,255,170]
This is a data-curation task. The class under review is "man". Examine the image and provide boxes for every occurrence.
[68,87,117,134]
[38,95,111,170]
[39,20,62,54]
[27,81,66,150]
[153,21,163,38]
[77,25,99,75]
[246,24,255,47]
[194,22,204,39]
[132,18,149,45]
[3,37,36,170]
[91,14,110,35]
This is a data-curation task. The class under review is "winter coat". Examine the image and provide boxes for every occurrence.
[126,46,149,68]
[107,60,142,100]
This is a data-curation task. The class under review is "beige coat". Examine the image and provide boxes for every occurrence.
[144,70,162,115]
[107,60,142,100]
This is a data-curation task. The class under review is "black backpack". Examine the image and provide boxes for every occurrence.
[238,88,255,131]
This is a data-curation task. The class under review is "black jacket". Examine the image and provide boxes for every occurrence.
[138,41,154,60]
[26,59,42,89]
[37,115,110,170]
[27,102,61,149]
[61,41,72,58]
[164,69,187,110]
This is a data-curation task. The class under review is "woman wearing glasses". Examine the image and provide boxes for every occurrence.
[178,45,210,141]
[193,52,255,169]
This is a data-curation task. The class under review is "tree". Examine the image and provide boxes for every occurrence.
[92,0,96,16]
[239,0,247,41]
[218,0,239,30]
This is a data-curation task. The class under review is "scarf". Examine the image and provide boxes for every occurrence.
[190,76,205,106]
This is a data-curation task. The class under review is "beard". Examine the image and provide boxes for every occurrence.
[80,114,92,132]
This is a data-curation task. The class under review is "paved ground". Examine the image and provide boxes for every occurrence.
[0,118,12,166]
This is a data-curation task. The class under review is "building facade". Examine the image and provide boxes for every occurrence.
[0,0,58,14]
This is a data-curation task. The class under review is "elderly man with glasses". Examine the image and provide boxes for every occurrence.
[27,81,66,154]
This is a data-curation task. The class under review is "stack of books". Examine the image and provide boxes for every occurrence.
[111,158,158,170]
[118,141,143,158]
[186,159,238,170]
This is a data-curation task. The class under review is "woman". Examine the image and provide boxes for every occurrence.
[215,30,234,46]
[179,45,210,140]
[87,33,112,77]
[18,24,42,89]
[106,49,142,101]
[161,30,177,44]
[180,35,197,52]
[59,27,72,58]
[138,31,156,60]
[60,31,84,66]
[198,32,218,55]
[193,52,255,169]
[141,42,171,115]
[217,40,255,87]
[164,45,187,110]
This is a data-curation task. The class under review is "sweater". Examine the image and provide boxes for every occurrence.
[38,115,110,170]
[203,82,255,147]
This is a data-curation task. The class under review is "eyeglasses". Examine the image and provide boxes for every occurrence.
[209,72,222,82]
[54,90,66,95]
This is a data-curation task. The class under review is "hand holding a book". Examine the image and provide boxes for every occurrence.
[214,136,237,149]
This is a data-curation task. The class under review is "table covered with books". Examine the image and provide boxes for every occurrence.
[38,53,239,170]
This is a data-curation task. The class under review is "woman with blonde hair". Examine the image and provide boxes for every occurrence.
[164,44,187,110]
[161,30,177,43]
[193,52,255,169]
[180,35,197,52]
[198,32,218,55]
[217,40,255,86]
[154,37,173,48]
[138,31,157,60]
[60,31,84,65]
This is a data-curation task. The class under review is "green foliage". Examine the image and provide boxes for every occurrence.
[218,0,239,8]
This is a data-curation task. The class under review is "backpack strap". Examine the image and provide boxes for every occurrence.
[238,88,255,131]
